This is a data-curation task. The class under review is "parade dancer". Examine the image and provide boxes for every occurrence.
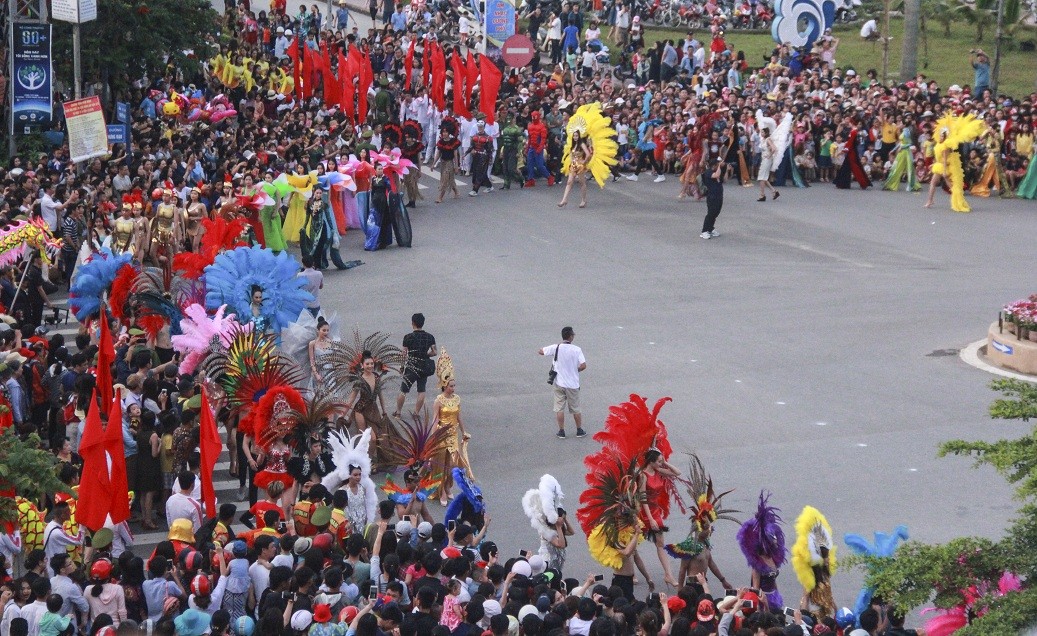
[466,121,494,197]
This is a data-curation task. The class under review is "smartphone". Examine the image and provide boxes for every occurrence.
[519,550,528,557]
[448,520,456,531]
[369,587,379,601]
[594,574,604,582]
[742,600,754,609]
[725,589,738,597]
[684,577,695,587]
[782,607,796,617]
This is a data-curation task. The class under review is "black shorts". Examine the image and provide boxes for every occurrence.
[400,359,434,393]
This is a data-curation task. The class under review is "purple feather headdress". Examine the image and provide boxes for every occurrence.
[737,491,787,572]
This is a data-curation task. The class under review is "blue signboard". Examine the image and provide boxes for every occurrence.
[116,102,130,124]
[106,125,128,144]
[12,23,53,132]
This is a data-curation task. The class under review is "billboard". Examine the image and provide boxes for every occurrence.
[482,0,516,59]
[11,23,53,132]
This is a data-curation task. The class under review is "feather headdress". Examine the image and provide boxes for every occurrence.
[252,385,306,451]
[203,246,314,333]
[844,525,909,618]
[593,395,674,465]
[379,410,453,472]
[202,327,304,421]
[523,475,564,542]
[69,249,134,321]
[737,491,787,573]
[172,303,248,375]
[322,329,407,389]
[685,453,738,532]
[321,430,379,524]
[792,506,836,592]
[287,386,348,447]
[126,269,184,337]
[173,217,251,279]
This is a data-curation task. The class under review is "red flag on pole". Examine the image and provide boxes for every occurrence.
[321,42,337,106]
[74,394,111,532]
[199,387,221,518]
[97,313,114,409]
[421,38,432,89]
[479,55,503,125]
[357,49,373,125]
[465,51,479,109]
[405,39,416,91]
[286,38,303,101]
[451,51,470,118]
[431,44,447,110]
[338,50,354,122]
[103,396,130,524]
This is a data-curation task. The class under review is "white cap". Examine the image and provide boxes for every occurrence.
[528,555,546,575]
[285,29,294,36]
[290,611,313,631]
[511,560,532,578]
[394,519,413,538]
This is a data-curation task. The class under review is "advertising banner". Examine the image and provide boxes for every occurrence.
[63,96,110,163]
[482,0,516,60]
[11,23,53,132]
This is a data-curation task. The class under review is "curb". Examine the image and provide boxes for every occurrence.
[959,338,1037,384]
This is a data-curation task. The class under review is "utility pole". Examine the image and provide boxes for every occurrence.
[992,0,1005,95]
[881,0,892,84]
[72,23,81,98]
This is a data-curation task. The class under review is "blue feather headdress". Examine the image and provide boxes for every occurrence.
[69,249,134,321]
[445,467,485,526]
[203,246,314,333]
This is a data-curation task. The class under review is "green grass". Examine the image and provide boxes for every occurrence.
[641,17,1037,98]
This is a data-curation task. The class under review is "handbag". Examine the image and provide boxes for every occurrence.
[547,343,561,385]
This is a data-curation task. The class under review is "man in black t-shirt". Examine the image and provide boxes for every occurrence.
[395,313,437,417]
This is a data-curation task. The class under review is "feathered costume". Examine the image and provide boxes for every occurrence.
[203,246,314,333]
[578,395,678,568]
[737,492,787,608]
[281,171,319,244]
[792,506,837,618]
[932,113,986,212]
[69,249,134,321]
[665,453,737,559]
[249,386,306,490]
[379,408,448,506]
[561,103,619,188]
[172,217,251,279]
[523,474,567,567]
[321,429,379,533]
[922,571,1020,636]
[172,304,250,376]
[279,310,341,390]
[843,526,909,619]
[445,467,485,530]
[320,329,408,392]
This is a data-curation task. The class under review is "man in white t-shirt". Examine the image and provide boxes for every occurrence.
[165,472,204,531]
[860,19,878,40]
[538,326,587,439]
[40,183,78,233]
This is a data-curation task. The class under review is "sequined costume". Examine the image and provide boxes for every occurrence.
[254,444,294,490]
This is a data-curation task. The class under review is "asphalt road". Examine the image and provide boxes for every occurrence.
[188,0,1037,619]
[291,165,1033,610]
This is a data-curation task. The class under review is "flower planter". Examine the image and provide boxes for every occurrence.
[1005,321,1017,335]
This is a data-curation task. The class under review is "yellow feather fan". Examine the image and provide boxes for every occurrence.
[562,103,619,188]
[587,523,640,569]
[791,505,837,592]
[933,113,985,212]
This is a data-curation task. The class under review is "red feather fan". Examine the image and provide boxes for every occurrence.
[592,395,674,464]
[173,217,250,279]
[137,314,166,339]
[108,263,139,323]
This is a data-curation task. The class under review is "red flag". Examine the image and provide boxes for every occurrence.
[357,49,373,125]
[97,314,114,409]
[405,39,416,91]
[431,44,447,110]
[304,46,321,100]
[199,387,221,518]
[75,394,111,532]
[451,51,470,119]
[103,396,129,524]
[421,38,432,89]
[338,49,354,122]
[479,55,503,125]
[465,51,479,109]
[321,42,337,106]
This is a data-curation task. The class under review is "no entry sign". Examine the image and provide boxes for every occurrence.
[501,34,536,68]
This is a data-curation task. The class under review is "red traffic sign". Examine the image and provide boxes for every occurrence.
[502,34,537,68]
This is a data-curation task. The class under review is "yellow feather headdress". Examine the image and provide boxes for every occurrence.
[791,505,837,592]
[562,103,619,188]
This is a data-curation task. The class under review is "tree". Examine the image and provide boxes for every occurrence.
[923,0,958,38]
[901,0,922,80]
[0,429,70,523]
[50,0,220,97]
[850,380,1037,635]
[959,0,998,42]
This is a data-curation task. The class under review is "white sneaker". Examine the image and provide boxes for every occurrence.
[624,174,639,181]
[700,231,712,239]
[486,186,494,192]
[654,175,666,183]
[710,230,720,237]
[468,190,478,197]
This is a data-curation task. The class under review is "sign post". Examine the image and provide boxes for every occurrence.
[50,0,97,99]
[501,34,536,68]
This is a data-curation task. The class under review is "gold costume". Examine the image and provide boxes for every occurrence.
[152,203,179,245]
[112,217,137,254]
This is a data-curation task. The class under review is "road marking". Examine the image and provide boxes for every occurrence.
[756,236,876,268]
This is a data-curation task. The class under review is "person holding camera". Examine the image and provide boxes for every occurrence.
[538,326,587,439]
[970,49,990,97]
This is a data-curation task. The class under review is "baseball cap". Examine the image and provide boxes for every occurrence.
[417,521,433,538]
[696,599,715,622]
